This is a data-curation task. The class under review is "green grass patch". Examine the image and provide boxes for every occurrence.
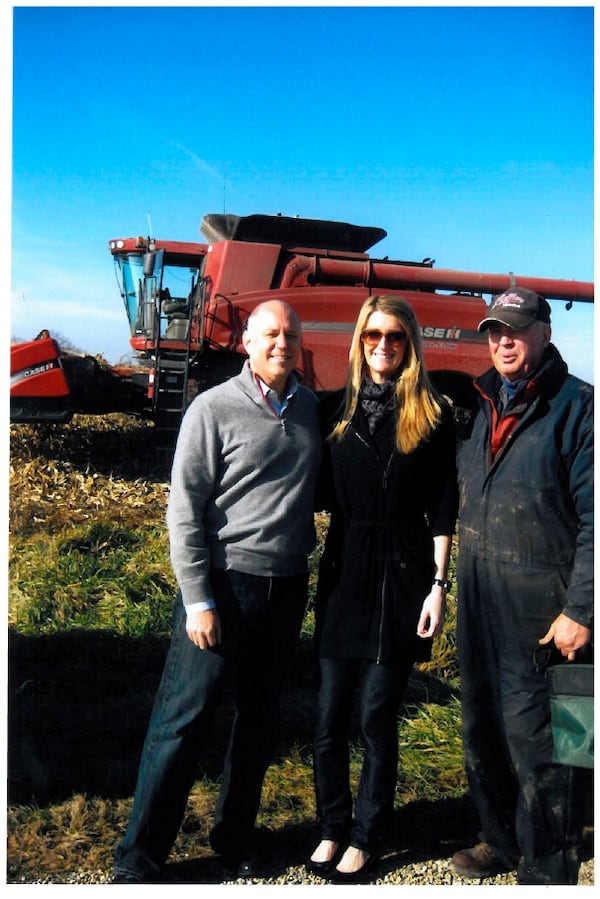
[10,520,176,637]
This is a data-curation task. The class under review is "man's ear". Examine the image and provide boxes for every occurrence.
[241,329,251,353]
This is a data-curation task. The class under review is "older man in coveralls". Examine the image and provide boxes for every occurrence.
[451,287,593,885]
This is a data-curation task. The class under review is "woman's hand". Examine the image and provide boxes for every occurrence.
[416,586,446,639]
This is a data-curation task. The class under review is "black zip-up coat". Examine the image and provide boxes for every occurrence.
[457,345,593,628]
[315,390,458,665]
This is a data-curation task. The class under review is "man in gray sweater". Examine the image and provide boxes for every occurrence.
[113,300,322,883]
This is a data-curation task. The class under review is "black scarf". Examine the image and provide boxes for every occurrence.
[359,378,396,434]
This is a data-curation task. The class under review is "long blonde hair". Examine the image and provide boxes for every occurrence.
[330,295,442,454]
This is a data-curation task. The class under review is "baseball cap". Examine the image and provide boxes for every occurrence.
[478,287,551,332]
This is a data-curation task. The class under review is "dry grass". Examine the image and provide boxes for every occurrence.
[10,416,171,537]
[7,795,128,881]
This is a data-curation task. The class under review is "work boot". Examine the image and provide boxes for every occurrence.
[450,842,511,879]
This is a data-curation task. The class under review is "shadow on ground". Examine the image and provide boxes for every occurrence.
[8,627,457,806]
[8,629,169,804]
[161,795,481,883]
[7,627,322,805]
[161,795,594,883]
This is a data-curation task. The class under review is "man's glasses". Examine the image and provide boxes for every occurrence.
[360,329,407,349]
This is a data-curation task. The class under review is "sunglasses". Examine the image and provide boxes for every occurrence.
[360,329,407,349]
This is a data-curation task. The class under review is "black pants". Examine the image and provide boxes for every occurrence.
[312,657,413,853]
[457,554,585,885]
[114,570,307,880]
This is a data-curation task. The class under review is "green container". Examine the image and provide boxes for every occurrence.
[546,664,594,769]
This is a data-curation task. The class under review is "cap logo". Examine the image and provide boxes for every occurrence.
[492,292,526,309]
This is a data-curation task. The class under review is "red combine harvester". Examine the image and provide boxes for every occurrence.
[10,212,594,434]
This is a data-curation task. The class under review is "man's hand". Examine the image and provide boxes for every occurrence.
[539,613,591,661]
[186,608,222,649]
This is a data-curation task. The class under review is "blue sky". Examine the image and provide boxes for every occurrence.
[8,4,595,381]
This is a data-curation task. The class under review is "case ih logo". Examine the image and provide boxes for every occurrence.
[11,360,59,386]
[420,326,462,340]
[491,292,525,310]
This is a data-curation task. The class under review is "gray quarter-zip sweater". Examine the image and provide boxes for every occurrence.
[167,362,322,607]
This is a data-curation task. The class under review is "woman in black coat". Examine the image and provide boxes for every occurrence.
[308,295,458,883]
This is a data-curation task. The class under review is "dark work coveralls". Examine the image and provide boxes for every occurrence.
[456,345,593,885]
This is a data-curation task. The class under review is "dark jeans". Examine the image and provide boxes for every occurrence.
[113,569,308,879]
[312,657,413,853]
[457,553,585,885]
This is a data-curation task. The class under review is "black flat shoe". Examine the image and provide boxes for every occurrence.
[306,844,343,877]
[329,852,379,884]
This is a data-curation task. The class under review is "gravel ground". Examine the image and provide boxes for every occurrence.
[218,857,594,886]
[17,856,593,886]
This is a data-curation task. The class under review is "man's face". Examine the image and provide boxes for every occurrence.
[242,302,302,393]
[487,322,550,381]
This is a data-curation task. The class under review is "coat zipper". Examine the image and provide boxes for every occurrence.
[353,427,393,664]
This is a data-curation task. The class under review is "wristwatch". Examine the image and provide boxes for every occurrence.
[432,578,452,592]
